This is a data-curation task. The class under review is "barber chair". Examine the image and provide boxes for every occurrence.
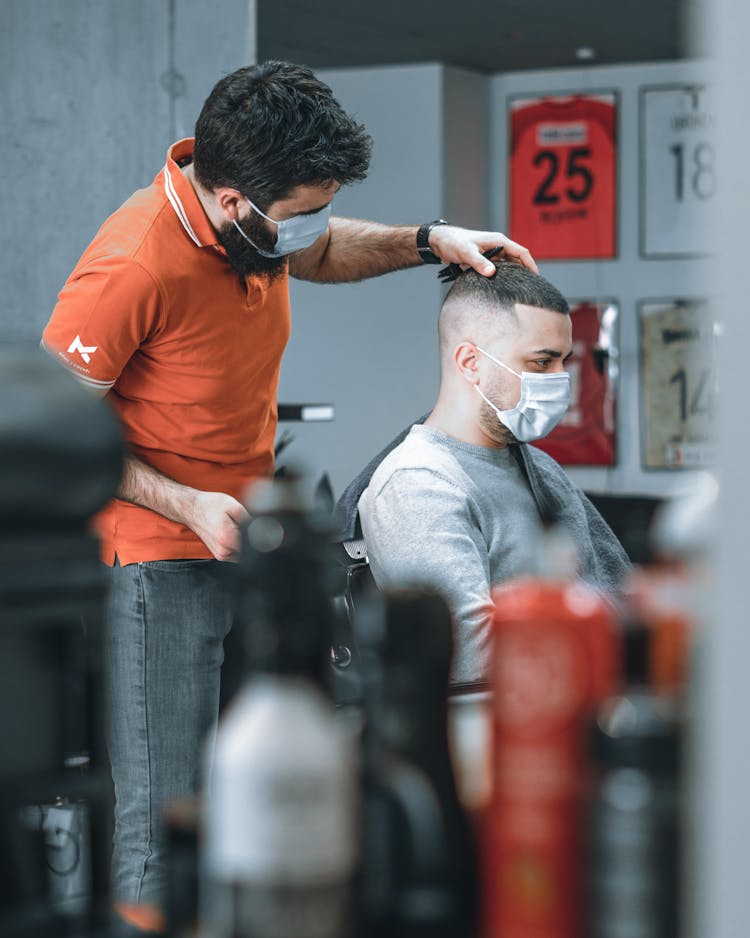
[328,419,420,698]
[328,536,375,706]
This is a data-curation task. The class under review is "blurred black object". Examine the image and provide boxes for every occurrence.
[355,590,480,938]
[587,618,682,938]
[162,796,201,938]
[585,493,665,565]
[235,475,340,691]
[0,347,124,937]
[221,472,360,711]
[277,402,335,422]
[0,347,124,525]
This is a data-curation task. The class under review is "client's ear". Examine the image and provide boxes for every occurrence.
[454,342,480,383]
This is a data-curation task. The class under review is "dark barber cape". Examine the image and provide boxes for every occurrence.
[334,416,631,595]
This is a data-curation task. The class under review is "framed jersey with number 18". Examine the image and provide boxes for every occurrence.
[508,92,618,260]
[639,84,715,258]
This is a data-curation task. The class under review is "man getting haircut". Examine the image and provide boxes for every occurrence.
[353,262,630,684]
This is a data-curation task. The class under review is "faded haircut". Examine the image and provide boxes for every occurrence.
[438,260,570,359]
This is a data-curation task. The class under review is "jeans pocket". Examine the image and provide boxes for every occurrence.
[138,559,216,573]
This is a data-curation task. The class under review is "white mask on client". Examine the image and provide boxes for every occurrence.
[473,344,570,442]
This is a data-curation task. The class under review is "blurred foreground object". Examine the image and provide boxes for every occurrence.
[201,476,358,938]
[0,347,124,937]
[485,522,620,938]
[587,616,682,938]
[625,472,717,707]
[354,589,479,938]
[0,347,124,525]
[594,471,717,938]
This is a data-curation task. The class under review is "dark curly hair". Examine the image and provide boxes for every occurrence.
[193,61,372,210]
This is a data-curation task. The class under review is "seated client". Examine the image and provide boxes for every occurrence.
[341,261,630,685]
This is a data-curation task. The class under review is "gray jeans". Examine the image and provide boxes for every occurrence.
[104,559,234,906]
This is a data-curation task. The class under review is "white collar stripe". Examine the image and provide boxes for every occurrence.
[164,163,202,247]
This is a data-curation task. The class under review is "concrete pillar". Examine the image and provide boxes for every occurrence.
[0,0,255,342]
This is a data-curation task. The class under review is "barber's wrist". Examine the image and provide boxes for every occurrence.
[416,219,448,264]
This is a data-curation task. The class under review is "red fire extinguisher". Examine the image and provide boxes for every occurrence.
[483,525,621,938]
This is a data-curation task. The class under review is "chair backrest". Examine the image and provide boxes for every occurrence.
[329,539,378,707]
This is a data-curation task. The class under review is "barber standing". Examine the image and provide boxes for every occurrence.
[41,60,536,922]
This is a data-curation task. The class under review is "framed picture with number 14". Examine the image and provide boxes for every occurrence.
[639,298,717,469]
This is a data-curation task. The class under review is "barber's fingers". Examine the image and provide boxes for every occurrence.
[429,226,538,276]
[495,234,538,273]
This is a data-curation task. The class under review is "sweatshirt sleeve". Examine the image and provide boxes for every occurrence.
[358,467,493,683]
[41,256,163,395]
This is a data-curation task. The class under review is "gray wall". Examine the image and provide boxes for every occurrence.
[0,0,255,342]
[278,64,489,498]
[281,59,711,501]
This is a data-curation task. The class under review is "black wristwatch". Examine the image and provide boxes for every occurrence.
[416,219,448,264]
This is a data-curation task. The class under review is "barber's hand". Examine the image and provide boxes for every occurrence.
[185,491,250,562]
[428,226,538,276]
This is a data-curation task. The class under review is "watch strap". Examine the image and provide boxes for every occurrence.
[416,219,448,264]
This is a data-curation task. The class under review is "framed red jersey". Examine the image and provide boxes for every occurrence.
[533,300,619,466]
[509,93,618,260]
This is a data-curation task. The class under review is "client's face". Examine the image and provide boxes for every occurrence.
[475,305,572,444]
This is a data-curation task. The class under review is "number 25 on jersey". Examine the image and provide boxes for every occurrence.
[509,93,618,260]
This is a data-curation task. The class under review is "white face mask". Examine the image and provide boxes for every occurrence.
[233,196,331,258]
[474,344,570,442]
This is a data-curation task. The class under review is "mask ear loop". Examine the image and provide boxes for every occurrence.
[474,383,506,420]
[244,195,280,227]
[232,196,283,258]
[232,217,281,259]
[474,344,522,380]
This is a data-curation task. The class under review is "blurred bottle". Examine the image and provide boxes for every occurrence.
[616,472,719,936]
[586,617,682,938]
[627,473,717,702]
[200,477,359,938]
[354,589,480,938]
[484,522,620,938]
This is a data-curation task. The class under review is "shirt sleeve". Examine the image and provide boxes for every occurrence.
[41,256,163,395]
[358,467,494,683]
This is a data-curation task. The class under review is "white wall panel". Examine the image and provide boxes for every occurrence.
[491,60,713,498]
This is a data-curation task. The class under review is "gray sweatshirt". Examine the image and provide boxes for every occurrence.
[354,424,630,684]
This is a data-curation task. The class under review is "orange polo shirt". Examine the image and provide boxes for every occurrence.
[42,139,291,564]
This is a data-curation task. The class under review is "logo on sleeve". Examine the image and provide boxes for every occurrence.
[67,335,98,365]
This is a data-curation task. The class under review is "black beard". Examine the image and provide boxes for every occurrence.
[215,215,288,282]
[478,383,519,445]
[479,405,518,445]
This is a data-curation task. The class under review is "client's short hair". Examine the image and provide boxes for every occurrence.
[438,260,569,359]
